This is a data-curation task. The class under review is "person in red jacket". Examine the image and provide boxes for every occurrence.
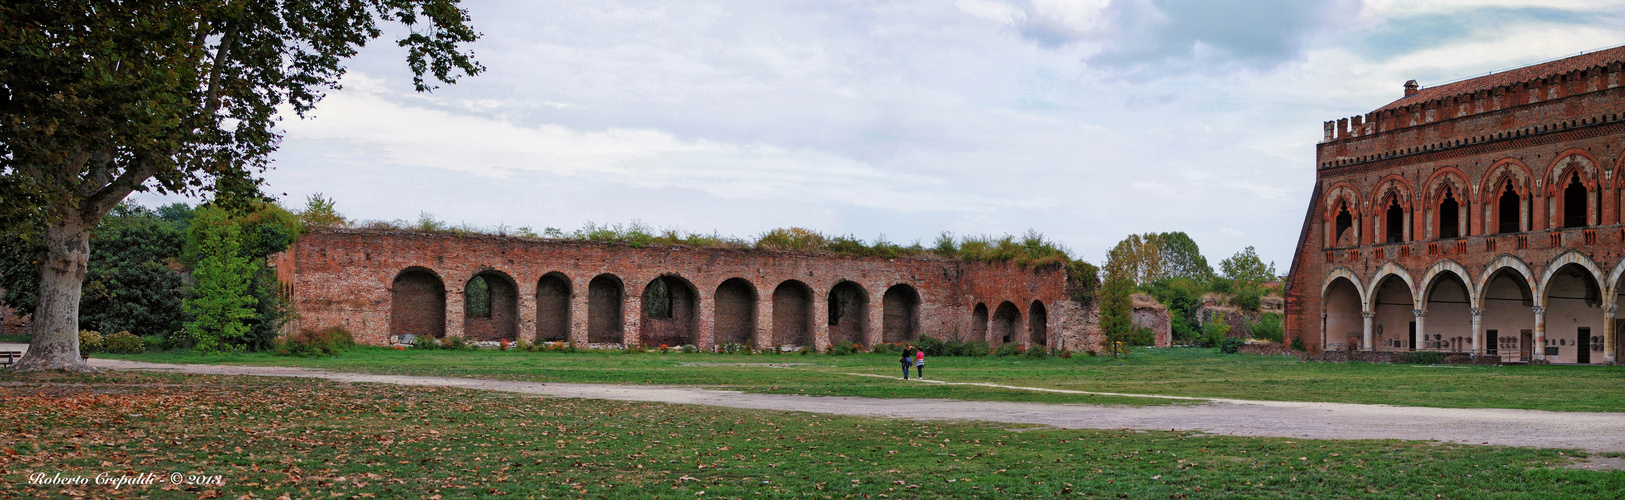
[915,348,925,379]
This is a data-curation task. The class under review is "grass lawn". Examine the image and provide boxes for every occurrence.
[2,371,1620,499]
[100,347,1625,412]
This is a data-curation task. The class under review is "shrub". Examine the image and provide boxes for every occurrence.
[1250,313,1284,343]
[415,337,441,350]
[278,326,355,357]
[719,343,751,354]
[1209,278,1234,294]
[1401,351,1446,364]
[681,344,696,354]
[961,341,990,357]
[1201,312,1230,348]
[78,330,104,357]
[142,335,164,351]
[1231,282,1265,311]
[442,336,469,350]
[1024,346,1049,359]
[828,340,858,356]
[994,342,1024,357]
[869,342,900,355]
[1220,337,1245,354]
[1290,335,1305,351]
[104,331,146,354]
[515,337,531,351]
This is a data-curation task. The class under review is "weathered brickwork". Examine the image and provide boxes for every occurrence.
[1286,47,1625,364]
[275,229,1097,352]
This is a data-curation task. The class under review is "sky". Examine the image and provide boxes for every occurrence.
[131,0,1625,270]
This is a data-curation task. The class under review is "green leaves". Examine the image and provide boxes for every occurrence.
[182,205,258,353]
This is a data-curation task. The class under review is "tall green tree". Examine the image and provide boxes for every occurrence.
[183,206,257,353]
[1,1,481,370]
[1220,246,1278,284]
[1104,233,1165,286]
[1158,232,1214,281]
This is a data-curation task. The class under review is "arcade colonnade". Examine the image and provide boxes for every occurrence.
[1319,251,1623,363]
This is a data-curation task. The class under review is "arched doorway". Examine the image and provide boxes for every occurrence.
[882,284,919,343]
[1370,275,1415,352]
[642,275,698,347]
[827,281,869,346]
[714,278,757,346]
[971,303,988,342]
[464,271,518,341]
[390,267,446,339]
[1028,301,1048,347]
[1322,277,1361,351]
[991,301,1020,347]
[1481,268,1534,361]
[772,281,813,348]
[1423,271,1472,352]
[587,274,624,344]
[1544,263,1603,363]
[536,272,571,342]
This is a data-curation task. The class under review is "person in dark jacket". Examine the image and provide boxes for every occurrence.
[900,346,914,380]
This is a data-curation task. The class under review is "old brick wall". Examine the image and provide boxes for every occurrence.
[278,230,1099,352]
[1289,51,1625,363]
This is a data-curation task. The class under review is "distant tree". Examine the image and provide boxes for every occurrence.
[1158,232,1214,281]
[1220,246,1278,284]
[1,1,481,370]
[296,193,347,228]
[1105,233,1165,286]
[1098,276,1135,358]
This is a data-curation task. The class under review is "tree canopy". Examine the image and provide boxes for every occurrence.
[1220,246,1278,284]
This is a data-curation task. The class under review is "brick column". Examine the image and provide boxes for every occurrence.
[446,283,465,340]
[569,280,589,345]
[865,292,884,347]
[755,293,775,352]
[1532,306,1547,361]
[1362,311,1374,350]
[812,289,830,352]
[517,280,537,343]
[696,292,715,351]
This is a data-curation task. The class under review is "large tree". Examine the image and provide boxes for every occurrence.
[1,1,481,371]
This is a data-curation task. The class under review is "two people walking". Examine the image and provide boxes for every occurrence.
[900,345,924,380]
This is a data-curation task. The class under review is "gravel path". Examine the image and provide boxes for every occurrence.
[92,358,1625,453]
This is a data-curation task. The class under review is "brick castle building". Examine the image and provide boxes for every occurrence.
[1285,46,1625,364]
[274,229,1099,352]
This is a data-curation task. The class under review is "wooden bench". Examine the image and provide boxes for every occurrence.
[0,351,22,367]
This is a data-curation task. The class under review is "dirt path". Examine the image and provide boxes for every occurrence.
[92,359,1625,453]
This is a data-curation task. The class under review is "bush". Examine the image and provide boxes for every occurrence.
[415,337,441,350]
[1401,351,1446,364]
[104,331,145,354]
[828,340,858,356]
[515,337,530,352]
[1231,282,1265,311]
[1250,313,1284,343]
[1200,313,1230,348]
[1220,337,1245,354]
[1290,335,1305,351]
[78,330,104,357]
[442,336,469,351]
[278,326,355,357]
[1209,278,1234,294]
[1024,346,1049,359]
[681,344,696,354]
[719,343,751,354]
[994,343,1023,357]
[960,341,990,357]
[914,336,990,357]
[869,342,900,355]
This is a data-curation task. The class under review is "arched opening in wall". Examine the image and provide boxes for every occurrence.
[1028,301,1048,347]
[827,281,869,346]
[714,278,757,346]
[588,274,624,344]
[1564,173,1588,228]
[1482,268,1534,360]
[1423,271,1471,353]
[1334,203,1353,246]
[1322,277,1361,351]
[1385,199,1406,243]
[990,302,1021,346]
[390,267,446,339]
[882,284,920,343]
[1370,275,1415,352]
[1498,182,1521,233]
[971,303,989,342]
[1544,264,1602,364]
[642,275,699,347]
[1438,188,1460,239]
[463,271,517,341]
[772,281,813,348]
[536,273,571,342]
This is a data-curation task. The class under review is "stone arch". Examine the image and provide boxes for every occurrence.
[463,270,518,341]
[390,267,446,339]
[1476,255,1536,306]
[535,272,572,342]
[990,301,1021,347]
[714,278,758,346]
[881,284,920,343]
[1479,159,1535,203]
[1369,272,1417,351]
[1028,300,1048,347]
[1537,250,1605,305]
[587,274,624,344]
[1321,266,1367,309]
[1608,257,1625,299]
[772,280,814,348]
[1422,168,1471,239]
[1324,182,1363,247]
[1322,275,1363,351]
[642,274,699,347]
[1420,260,1477,308]
[1481,159,1533,234]
[1544,151,1601,228]
[827,281,869,346]
[1366,262,1416,308]
[971,302,989,342]
[1370,175,1414,243]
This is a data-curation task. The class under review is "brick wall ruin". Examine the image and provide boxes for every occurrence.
[276,229,1100,352]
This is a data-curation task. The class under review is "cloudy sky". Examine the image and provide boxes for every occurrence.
[134,0,1625,269]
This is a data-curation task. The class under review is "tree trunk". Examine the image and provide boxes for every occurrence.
[9,214,97,372]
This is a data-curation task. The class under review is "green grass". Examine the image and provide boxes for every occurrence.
[2,371,1619,499]
[98,346,1625,411]
[0,334,29,343]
